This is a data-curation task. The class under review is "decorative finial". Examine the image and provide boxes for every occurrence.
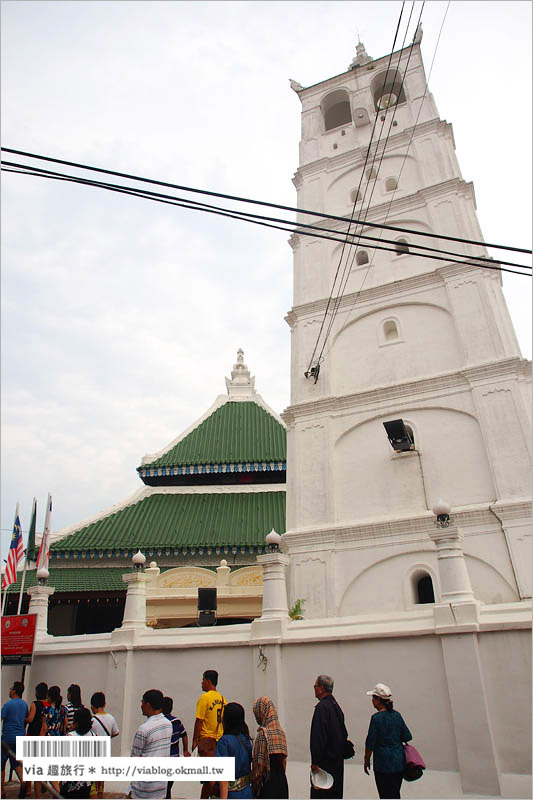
[225,349,256,399]
[413,22,423,44]
[289,78,304,93]
[349,40,372,70]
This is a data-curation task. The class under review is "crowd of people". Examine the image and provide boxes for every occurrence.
[1,671,414,800]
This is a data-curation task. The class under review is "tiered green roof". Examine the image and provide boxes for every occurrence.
[51,491,285,558]
[6,567,132,593]
[138,401,286,477]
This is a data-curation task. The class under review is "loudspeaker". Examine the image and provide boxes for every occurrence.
[198,587,217,611]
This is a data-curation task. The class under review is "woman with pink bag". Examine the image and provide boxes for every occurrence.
[363,683,413,799]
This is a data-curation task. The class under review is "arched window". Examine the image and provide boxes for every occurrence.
[356,250,369,266]
[385,177,398,192]
[350,189,362,204]
[416,574,435,604]
[366,167,377,180]
[395,239,409,255]
[321,90,352,132]
[383,320,398,340]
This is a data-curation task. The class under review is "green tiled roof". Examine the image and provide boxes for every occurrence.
[140,402,286,470]
[6,567,130,593]
[50,491,285,554]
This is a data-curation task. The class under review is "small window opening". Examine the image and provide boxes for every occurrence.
[385,177,398,192]
[416,575,435,604]
[395,239,409,255]
[383,320,398,340]
[350,189,362,204]
[366,167,377,180]
[356,251,369,266]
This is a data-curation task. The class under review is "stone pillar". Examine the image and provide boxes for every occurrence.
[251,551,290,731]
[256,551,290,619]
[27,584,55,638]
[428,524,475,604]
[439,633,501,796]
[216,559,230,587]
[121,572,150,630]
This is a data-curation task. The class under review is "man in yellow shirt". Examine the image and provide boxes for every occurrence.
[192,670,226,798]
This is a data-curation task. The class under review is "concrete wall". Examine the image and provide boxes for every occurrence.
[3,607,530,796]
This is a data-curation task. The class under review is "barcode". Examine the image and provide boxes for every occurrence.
[20,737,110,758]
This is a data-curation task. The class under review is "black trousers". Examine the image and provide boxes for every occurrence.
[374,771,403,799]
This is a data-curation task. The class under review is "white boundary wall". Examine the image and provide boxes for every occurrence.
[3,602,531,798]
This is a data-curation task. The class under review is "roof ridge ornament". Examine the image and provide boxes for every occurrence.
[349,39,372,69]
[225,348,256,399]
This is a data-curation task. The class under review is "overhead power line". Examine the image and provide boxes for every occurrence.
[2,147,531,256]
[310,1,424,372]
[3,163,531,278]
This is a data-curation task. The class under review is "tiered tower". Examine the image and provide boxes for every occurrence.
[283,37,532,618]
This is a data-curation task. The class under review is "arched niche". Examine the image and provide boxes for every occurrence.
[321,89,352,131]
[332,302,463,393]
[338,551,437,614]
[333,407,496,523]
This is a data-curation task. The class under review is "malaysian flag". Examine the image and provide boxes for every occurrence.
[36,494,52,573]
[2,505,24,589]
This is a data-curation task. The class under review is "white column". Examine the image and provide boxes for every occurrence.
[428,524,475,604]
[121,572,150,629]
[256,552,290,619]
[216,559,231,587]
[27,584,55,638]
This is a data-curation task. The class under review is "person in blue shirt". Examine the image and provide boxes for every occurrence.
[363,683,412,799]
[1,680,28,797]
[216,702,253,799]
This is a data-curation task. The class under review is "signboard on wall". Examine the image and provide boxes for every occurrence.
[1,614,37,665]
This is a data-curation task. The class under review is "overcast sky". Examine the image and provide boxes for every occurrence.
[1,0,531,556]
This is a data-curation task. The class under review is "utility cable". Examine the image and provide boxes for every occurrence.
[3,164,531,277]
[2,149,530,256]
[314,2,423,369]
[305,1,409,373]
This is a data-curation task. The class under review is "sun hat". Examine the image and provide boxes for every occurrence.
[366,683,392,700]
[310,768,334,790]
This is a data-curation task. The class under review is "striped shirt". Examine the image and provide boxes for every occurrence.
[129,712,172,799]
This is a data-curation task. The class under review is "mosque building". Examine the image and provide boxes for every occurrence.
[6,350,286,633]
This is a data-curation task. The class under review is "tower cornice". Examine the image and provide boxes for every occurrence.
[281,357,531,422]
[294,118,452,180]
[287,262,490,322]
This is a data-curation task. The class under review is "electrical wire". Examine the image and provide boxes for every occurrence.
[1,149,530,255]
[323,1,452,361]
[312,2,424,370]
[306,2,410,372]
[4,163,530,278]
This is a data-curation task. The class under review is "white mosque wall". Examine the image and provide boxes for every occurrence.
[3,604,530,796]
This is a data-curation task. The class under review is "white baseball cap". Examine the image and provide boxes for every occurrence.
[310,768,334,790]
[366,683,392,699]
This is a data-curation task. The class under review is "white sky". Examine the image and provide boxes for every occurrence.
[1,0,531,555]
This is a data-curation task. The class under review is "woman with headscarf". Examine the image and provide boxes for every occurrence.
[251,697,289,799]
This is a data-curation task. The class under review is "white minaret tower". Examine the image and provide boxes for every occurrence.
[282,37,532,618]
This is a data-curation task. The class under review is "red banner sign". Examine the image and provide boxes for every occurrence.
[1,614,37,665]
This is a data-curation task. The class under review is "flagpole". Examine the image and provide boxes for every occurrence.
[2,502,20,616]
[17,497,37,615]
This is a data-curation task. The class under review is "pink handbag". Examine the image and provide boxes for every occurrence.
[404,743,425,768]
[403,743,425,781]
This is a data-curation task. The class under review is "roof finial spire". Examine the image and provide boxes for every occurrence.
[225,349,256,399]
[349,37,372,70]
